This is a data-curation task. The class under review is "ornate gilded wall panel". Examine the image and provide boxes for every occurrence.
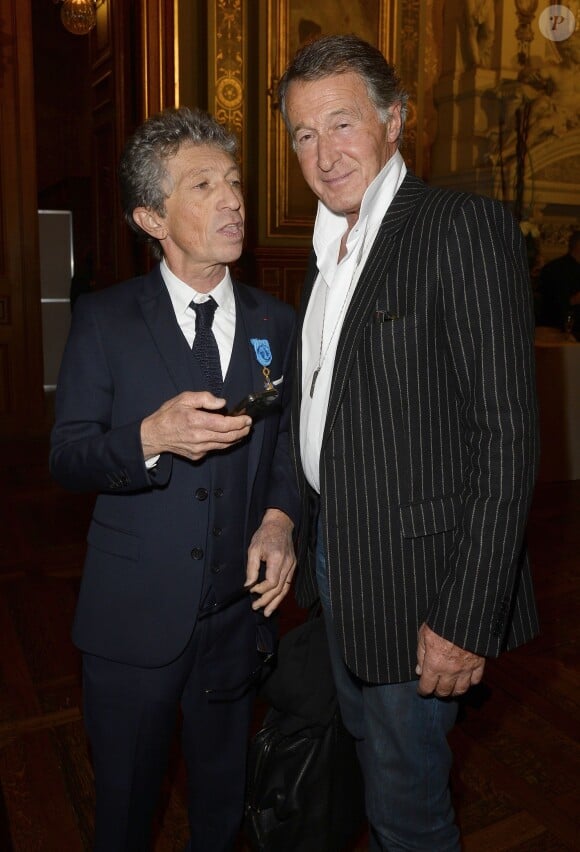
[208,0,246,165]
[199,2,439,306]
[398,0,420,174]
[258,0,435,243]
[431,0,580,260]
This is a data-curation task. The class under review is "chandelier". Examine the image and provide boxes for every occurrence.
[53,0,98,36]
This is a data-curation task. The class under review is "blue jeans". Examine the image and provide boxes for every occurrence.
[315,530,460,851]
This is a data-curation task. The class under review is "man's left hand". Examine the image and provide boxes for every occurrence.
[246,509,296,617]
[416,623,485,698]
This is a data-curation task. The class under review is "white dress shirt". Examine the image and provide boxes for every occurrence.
[145,261,237,468]
[160,259,236,375]
[300,151,407,493]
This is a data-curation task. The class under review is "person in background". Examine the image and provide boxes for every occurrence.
[278,34,539,850]
[538,229,580,338]
[50,106,298,852]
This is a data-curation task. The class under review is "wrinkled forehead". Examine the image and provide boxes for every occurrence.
[162,143,239,188]
[285,72,374,125]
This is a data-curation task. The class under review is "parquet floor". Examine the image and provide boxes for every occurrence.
[0,436,579,851]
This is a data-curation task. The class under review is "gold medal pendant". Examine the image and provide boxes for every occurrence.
[262,366,274,390]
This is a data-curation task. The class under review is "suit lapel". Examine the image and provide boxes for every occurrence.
[137,266,195,393]
[229,284,273,395]
[232,284,273,514]
[323,173,427,443]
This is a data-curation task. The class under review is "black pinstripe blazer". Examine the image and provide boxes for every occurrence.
[292,172,540,685]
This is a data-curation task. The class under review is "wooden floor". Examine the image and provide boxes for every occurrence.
[0,436,579,851]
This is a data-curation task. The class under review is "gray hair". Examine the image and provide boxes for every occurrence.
[278,34,408,147]
[119,106,239,259]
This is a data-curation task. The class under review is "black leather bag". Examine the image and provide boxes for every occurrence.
[244,615,365,852]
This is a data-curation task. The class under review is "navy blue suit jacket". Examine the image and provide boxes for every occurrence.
[50,265,299,667]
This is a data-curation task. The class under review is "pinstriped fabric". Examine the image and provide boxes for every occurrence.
[293,173,539,685]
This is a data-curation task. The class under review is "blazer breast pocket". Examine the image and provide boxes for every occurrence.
[363,314,418,379]
[399,494,458,539]
[368,311,417,338]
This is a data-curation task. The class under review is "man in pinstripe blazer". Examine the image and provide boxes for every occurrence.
[278,35,539,850]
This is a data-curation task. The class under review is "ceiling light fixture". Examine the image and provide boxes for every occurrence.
[53,0,98,37]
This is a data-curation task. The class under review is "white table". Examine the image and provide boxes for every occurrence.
[535,337,580,481]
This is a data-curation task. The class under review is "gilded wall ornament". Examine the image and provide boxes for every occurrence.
[213,0,244,139]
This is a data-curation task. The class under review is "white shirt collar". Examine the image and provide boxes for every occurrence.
[160,259,235,316]
[313,150,407,283]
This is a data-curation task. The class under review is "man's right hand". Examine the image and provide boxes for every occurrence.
[140,391,252,462]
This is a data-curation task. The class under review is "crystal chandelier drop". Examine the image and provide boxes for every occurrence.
[54,0,97,36]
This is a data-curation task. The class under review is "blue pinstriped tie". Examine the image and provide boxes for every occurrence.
[190,298,223,396]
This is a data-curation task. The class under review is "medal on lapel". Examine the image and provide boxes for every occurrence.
[250,338,274,389]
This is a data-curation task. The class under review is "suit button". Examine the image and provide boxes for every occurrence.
[214,487,224,498]
[190,547,204,560]
[195,488,209,501]
[212,526,222,536]
[211,563,223,574]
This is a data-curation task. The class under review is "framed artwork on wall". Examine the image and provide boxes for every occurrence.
[262,0,399,242]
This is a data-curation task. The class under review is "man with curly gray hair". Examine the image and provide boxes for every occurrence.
[51,106,298,850]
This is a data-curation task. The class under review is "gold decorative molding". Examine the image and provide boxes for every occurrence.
[137,0,176,118]
[263,0,399,242]
[210,0,245,163]
[397,0,438,176]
